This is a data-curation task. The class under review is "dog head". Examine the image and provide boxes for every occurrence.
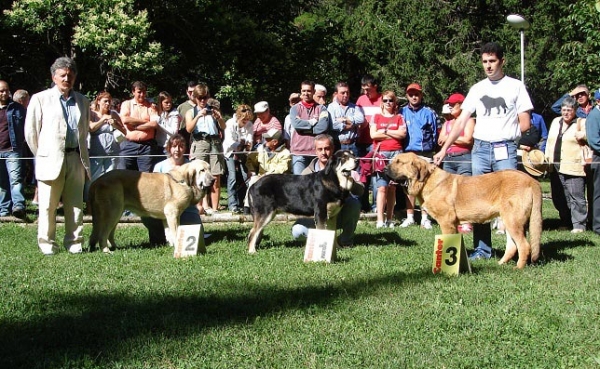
[385,153,435,196]
[331,150,358,191]
[179,159,215,191]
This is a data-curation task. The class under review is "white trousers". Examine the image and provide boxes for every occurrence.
[37,152,85,253]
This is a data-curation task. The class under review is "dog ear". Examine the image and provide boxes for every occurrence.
[324,156,338,175]
[185,165,197,186]
[415,160,430,182]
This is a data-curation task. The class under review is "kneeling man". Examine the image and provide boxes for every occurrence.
[291,134,363,246]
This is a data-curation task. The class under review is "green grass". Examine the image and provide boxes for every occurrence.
[1,182,600,368]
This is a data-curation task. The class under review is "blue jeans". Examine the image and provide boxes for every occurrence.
[292,155,312,175]
[225,156,247,210]
[471,139,517,253]
[0,151,25,214]
[442,152,472,175]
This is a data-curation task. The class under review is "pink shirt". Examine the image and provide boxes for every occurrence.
[253,115,282,144]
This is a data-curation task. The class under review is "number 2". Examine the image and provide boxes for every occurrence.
[185,236,196,251]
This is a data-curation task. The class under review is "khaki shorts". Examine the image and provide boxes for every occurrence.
[190,139,225,176]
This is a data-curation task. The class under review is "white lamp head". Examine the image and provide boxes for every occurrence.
[507,14,530,30]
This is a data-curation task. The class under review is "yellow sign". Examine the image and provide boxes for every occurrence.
[174,224,206,258]
[432,234,471,275]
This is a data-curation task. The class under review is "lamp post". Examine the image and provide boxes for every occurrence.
[507,14,530,82]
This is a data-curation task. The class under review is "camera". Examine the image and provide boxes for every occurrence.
[205,105,212,114]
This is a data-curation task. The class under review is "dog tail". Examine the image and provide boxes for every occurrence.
[528,183,543,263]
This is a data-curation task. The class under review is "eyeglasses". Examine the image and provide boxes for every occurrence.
[574,92,587,98]
[382,99,394,103]
[408,93,421,97]
[561,108,574,112]
[240,108,249,112]
[197,95,208,100]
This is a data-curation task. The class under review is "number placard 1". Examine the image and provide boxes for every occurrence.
[432,234,471,275]
[304,229,337,263]
[174,224,205,258]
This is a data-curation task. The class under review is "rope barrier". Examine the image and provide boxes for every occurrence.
[0,150,591,166]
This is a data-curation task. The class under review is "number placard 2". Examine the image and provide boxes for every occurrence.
[432,234,471,275]
[174,224,206,258]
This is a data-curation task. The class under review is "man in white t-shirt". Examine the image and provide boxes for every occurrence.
[433,42,533,261]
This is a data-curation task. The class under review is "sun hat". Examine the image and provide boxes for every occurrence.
[570,85,589,97]
[522,149,548,177]
[263,128,282,141]
[254,101,269,113]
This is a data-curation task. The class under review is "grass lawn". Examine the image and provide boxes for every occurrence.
[1,182,599,368]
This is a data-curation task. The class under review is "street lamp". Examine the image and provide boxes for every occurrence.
[507,14,530,82]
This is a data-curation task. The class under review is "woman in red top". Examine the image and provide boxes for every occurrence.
[369,90,406,228]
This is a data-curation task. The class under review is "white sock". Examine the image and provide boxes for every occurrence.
[406,214,414,221]
[421,214,429,222]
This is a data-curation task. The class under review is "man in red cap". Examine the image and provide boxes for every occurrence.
[399,82,438,229]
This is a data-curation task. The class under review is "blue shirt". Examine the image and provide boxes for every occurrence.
[58,90,79,149]
[531,113,548,151]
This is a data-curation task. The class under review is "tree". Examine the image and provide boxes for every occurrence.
[4,0,166,91]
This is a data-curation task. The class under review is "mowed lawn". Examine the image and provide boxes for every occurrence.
[0,190,599,368]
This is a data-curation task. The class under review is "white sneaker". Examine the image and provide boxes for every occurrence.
[421,219,433,230]
[387,221,396,228]
[399,218,415,228]
[68,244,83,254]
[39,244,56,255]
[376,221,387,228]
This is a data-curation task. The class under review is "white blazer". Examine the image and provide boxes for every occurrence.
[25,87,91,181]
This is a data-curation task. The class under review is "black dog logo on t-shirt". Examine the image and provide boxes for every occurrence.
[480,96,508,116]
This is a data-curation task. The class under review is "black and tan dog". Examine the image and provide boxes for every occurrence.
[89,159,214,253]
[386,152,542,269]
[246,150,358,253]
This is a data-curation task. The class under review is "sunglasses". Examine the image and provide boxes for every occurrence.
[197,95,208,100]
[382,99,395,103]
[240,108,249,112]
[574,92,587,98]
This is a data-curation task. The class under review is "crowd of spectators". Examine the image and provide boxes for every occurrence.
[3,44,600,255]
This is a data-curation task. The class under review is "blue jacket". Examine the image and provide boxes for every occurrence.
[400,104,438,152]
[586,106,600,154]
[531,112,548,151]
[3,100,27,155]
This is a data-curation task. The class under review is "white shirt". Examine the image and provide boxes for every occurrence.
[462,75,533,142]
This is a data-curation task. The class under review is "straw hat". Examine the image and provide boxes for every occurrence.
[522,149,548,177]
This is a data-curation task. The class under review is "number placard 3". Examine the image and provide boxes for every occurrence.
[432,234,471,275]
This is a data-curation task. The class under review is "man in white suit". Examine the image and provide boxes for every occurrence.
[25,57,91,255]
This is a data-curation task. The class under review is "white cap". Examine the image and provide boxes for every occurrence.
[442,104,451,115]
[254,101,269,113]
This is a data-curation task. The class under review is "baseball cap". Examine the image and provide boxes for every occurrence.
[406,83,422,93]
[445,93,465,105]
[254,101,269,113]
[594,90,600,100]
[263,128,282,141]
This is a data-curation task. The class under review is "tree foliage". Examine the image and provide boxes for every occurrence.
[1,0,600,119]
